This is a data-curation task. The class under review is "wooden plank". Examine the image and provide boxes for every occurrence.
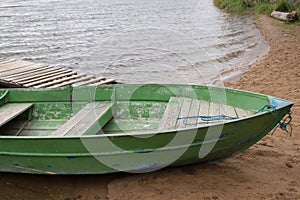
[234,107,249,118]
[9,68,69,83]
[49,102,114,136]
[209,102,221,117]
[158,97,183,130]
[0,59,17,65]
[198,100,210,124]
[49,75,95,88]
[19,130,54,136]
[0,60,33,73]
[1,65,52,79]
[247,110,255,116]
[17,69,73,85]
[34,74,81,88]
[224,105,237,118]
[24,72,78,87]
[89,78,116,86]
[1,60,18,71]
[184,99,201,127]
[3,66,57,80]
[48,103,99,136]
[0,58,116,88]
[0,103,33,127]
[175,98,192,129]
[66,103,114,136]
[0,62,26,73]
[97,78,116,85]
[73,77,106,86]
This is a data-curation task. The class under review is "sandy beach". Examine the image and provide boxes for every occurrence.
[1,15,299,200]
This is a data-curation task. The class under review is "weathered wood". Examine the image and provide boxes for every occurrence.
[11,68,72,83]
[91,78,116,85]
[0,59,17,65]
[3,66,59,80]
[24,72,78,87]
[0,65,51,78]
[0,58,116,88]
[235,107,249,118]
[198,100,210,123]
[210,102,223,116]
[49,102,114,136]
[184,99,201,127]
[271,10,299,22]
[158,97,183,130]
[224,105,237,118]
[0,61,32,73]
[33,74,81,88]
[18,69,73,85]
[73,77,106,86]
[0,103,33,127]
[48,75,95,88]
[160,99,241,129]
[175,98,192,129]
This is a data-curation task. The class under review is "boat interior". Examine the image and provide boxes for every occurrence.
[0,87,258,137]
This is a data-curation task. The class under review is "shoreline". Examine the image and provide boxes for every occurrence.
[224,15,300,198]
[1,16,299,200]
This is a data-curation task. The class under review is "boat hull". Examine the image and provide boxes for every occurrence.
[0,84,293,174]
[0,106,291,174]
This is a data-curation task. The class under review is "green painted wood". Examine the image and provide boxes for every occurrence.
[0,90,8,106]
[6,86,72,102]
[49,102,114,136]
[0,103,33,127]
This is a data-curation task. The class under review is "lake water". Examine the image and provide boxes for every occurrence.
[0,0,269,85]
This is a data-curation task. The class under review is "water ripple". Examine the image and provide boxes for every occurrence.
[0,0,269,84]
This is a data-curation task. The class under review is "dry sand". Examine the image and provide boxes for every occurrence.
[0,16,299,200]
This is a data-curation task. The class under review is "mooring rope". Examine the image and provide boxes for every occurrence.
[177,114,239,125]
[177,103,293,135]
[256,104,293,136]
[271,110,293,136]
[255,104,277,114]
[177,114,238,121]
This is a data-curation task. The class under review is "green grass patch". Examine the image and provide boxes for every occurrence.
[214,0,300,15]
[256,2,275,15]
[214,0,249,12]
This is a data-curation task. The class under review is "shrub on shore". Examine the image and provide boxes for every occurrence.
[214,0,300,14]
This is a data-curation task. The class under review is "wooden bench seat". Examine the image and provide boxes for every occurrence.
[49,102,114,136]
[0,103,34,128]
[158,97,254,131]
[158,97,184,130]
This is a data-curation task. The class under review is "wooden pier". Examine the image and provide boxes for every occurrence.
[0,58,116,88]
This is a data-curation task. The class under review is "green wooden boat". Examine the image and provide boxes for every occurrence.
[0,84,293,174]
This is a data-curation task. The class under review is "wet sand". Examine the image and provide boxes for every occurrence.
[1,16,300,200]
